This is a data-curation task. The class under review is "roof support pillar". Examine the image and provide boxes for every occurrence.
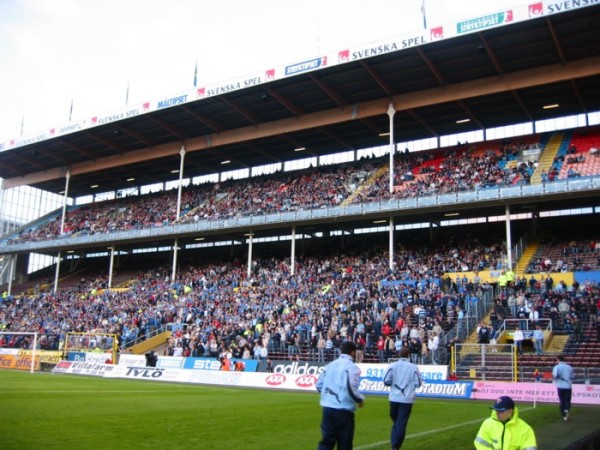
[176,145,186,220]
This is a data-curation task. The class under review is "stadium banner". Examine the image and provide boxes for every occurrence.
[18,349,62,364]
[52,360,116,376]
[261,359,326,375]
[53,362,600,404]
[3,0,597,151]
[358,377,474,399]
[0,354,41,371]
[67,351,113,364]
[358,363,448,381]
[471,380,600,405]
[118,354,146,366]
[182,357,259,372]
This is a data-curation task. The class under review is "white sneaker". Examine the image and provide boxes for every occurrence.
[564,410,569,421]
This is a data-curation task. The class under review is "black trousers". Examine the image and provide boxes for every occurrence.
[390,401,413,449]
[557,388,572,416]
[318,407,355,450]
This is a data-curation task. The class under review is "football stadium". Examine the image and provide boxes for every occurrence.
[1,1,600,449]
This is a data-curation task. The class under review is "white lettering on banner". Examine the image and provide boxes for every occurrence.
[359,379,391,392]
[357,363,447,381]
[265,374,286,386]
[417,383,467,396]
[273,361,324,375]
[548,0,599,14]
[285,57,326,76]
[295,375,317,388]
[192,359,222,371]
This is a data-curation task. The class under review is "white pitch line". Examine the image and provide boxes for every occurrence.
[355,407,534,450]
[5,388,239,394]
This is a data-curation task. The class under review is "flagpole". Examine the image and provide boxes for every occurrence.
[193,60,198,88]
[69,98,74,122]
[421,0,427,30]
[125,81,130,106]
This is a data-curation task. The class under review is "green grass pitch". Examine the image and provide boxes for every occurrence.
[0,370,596,449]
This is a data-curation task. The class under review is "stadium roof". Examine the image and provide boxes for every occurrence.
[0,5,599,199]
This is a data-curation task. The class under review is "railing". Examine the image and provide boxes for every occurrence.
[121,324,168,349]
[4,176,598,255]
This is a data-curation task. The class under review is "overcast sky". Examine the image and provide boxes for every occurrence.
[0,0,523,142]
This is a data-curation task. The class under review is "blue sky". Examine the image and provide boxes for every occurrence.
[0,0,521,142]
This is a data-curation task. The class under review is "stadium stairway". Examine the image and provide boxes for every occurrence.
[340,165,388,206]
[515,240,539,274]
[128,330,172,356]
[530,132,564,184]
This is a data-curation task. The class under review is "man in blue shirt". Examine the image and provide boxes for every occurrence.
[316,341,365,450]
[552,355,575,421]
[532,325,544,355]
[383,346,422,449]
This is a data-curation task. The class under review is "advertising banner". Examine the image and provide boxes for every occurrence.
[471,380,600,405]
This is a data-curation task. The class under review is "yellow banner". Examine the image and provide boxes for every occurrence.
[0,354,41,370]
[18,350,62,364]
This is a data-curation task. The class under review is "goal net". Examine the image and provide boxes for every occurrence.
[0,331,39,373]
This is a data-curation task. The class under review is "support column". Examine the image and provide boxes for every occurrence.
[176,145,186,220]
[7,255,15,296]
[108,246,115,289]
[53,251,62,293]
[291,226,296,276]
[387,103,396,194]
[171,238,179,282]
[0,179,5,235]
[389,216,395,270]
[60,170,71,234]
[246,232,253,278]
[505,204,513,270]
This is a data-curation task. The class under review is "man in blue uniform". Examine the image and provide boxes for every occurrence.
[383,346,422,450]
[316,341,365,450]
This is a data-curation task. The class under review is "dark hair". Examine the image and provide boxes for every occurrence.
[341,341,356,355]
[399,347,410,358]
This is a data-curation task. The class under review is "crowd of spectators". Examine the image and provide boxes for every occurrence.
[525,238,600,273]
[7,160,378,244]
[0,236,511,363]
[5,140,546,246]
[351,144,537,204]
[491,273,599,338]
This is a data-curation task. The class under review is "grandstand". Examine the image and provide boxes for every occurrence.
[1,3,600,392]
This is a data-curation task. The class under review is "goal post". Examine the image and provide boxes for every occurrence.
[64,331,118,363]
[453,343,517,382]
[0,331,39,373]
